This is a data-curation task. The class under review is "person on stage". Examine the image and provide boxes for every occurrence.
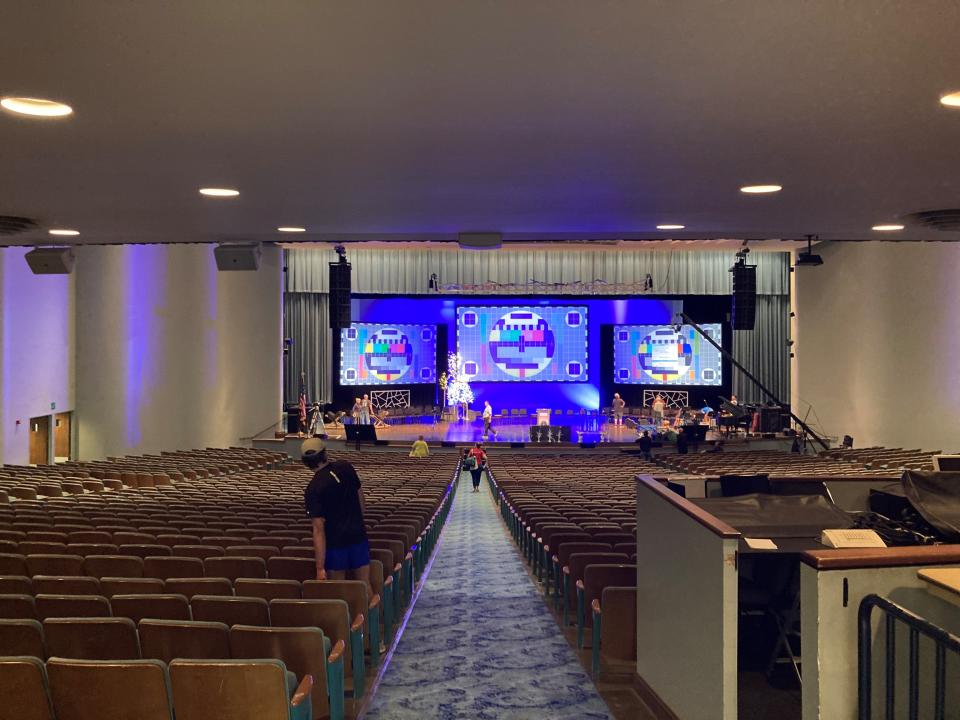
[350,397,362,424]
[652,394,666,426]
[482,400,497,439]
[612,393,626,426]
[359,394,371,424]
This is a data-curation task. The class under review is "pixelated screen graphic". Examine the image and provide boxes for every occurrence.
[340,323,437,385]
[456,306,589,382]
[614,323,722,386]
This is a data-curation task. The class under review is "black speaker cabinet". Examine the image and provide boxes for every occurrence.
[344,424,377,442]
[328,260,352,328]
[731,264,756,330]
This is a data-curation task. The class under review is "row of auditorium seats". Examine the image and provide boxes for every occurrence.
[482,453,644,678]
[818,445,940,470]
[659,448,921,478]
[0,446,461,719]
[0,655,313,720]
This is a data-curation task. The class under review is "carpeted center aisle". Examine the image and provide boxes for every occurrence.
[364,474,614,720]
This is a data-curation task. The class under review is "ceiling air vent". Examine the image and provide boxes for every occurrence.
[906,209,960,232]
[0,216,38,236]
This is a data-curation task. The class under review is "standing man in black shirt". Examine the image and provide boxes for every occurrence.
[301,439,370,586]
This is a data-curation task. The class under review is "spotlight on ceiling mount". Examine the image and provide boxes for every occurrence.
[333,244,348,264]
[796,235,824,267]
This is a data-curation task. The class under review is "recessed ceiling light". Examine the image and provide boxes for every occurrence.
[199,187,239,197]
[872,224,904,232]
[740,184,782,194]
[48,229,79,236]
[1,96,73,117]
[656,224,685,230]
[277,226,306,233]
[939,91,960,108]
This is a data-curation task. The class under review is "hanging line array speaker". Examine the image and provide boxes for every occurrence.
[328,260,352,328]
[731,263,756,330]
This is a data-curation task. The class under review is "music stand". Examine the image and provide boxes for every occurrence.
[344,424,378,451]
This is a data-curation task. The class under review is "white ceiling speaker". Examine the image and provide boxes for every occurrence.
[213,242,262,271]
[25,247,75,274]
[458,232,502,250]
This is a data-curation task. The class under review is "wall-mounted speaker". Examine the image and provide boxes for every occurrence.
[25,247,75,274]
[328,260,352,328]
[214,243,261,271]
[731,264,756,330]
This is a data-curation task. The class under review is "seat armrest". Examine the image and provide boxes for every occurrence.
[370,593,381,610]
[351,613,365,632]
[291,674,314,707]
[563,566,570,576]
[384,576,393,588]
[328,638,345,664]
[591,598,601,615]
[576,579,585,591]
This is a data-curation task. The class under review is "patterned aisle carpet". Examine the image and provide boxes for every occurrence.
[364,474,614,720]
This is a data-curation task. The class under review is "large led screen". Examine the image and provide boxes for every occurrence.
[339,323,437,385]
[456,305,588,382]
[614,323,722,385]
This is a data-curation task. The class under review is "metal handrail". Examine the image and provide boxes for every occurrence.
[858,593,960,720]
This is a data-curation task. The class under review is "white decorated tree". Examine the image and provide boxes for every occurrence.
[445,352,474,420]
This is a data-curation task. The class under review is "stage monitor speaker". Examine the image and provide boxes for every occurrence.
[344,424,377,442]
[214,243,261,271]
[731,263,756,330]
[328,260,352,328]
[440,440,456,448]
[25,247,75,274]
[758,407,781,433]
[682,424,708,442]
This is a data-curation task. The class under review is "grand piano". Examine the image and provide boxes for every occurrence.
[717,398,751,435]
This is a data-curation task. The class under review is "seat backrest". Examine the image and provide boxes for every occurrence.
[583,563,637,607]
[0,619,45,658]
[82,555,144,579]
[0,656,54,720]
[47,657,172,720]
[266,557,315,583]
[202,556,267,582]
[142,556,205,581]
[32,576,101,597]
[169,659,296,720]
[0,554,28,576]
[26,555,85,577]
[43,617,140,660]
[170,545,224,560]
[366,539,404,567]
[269,598,351,670]
[110,594,191,623]
[0,575,32,595]
[301,580,368,624]
[35,594,111,621]
[566,553,629,585]
[229,625,329,718]
[234,579,301,602]
[0,593,37,620]
[99,577,165,597]
[190,596,269,627]
[139,619,230,663]
[164,578,233,600]
[556,542,613,568]
[599,586,637,662]
[368,549,397,575]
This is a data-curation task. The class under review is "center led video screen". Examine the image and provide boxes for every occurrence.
[614,323,722,385]
[456,305,589,382]
[339,323,437,385]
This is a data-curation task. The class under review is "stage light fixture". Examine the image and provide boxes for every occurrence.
[1,96,73,117]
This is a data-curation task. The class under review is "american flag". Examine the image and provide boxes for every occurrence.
[298,373,308,429]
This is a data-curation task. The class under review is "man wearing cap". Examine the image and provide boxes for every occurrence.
[301,439,371,585]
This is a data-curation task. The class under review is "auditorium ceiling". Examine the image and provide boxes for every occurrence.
[1,1,959,247]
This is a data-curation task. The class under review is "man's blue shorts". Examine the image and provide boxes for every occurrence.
[326,539,371,571]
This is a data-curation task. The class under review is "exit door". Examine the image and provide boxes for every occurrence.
[29,415,50,465]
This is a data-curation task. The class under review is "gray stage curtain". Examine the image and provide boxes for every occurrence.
[283,247,791,406]
[286,246,789,296]
[284,293,332,404]
[731,295,790,404]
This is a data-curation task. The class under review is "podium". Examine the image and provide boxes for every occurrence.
[536,408,551,426]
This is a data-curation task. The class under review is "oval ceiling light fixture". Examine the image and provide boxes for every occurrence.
[48,228,79,236]
[740,184,782,194]
[199,187,240,197]
[1,96,73,117]
[277,226,306,233]
[939,91,960,108]
[872,223,905,232]
[656,224,685,230]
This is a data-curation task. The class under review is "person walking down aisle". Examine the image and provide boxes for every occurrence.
[467,442,487,493]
